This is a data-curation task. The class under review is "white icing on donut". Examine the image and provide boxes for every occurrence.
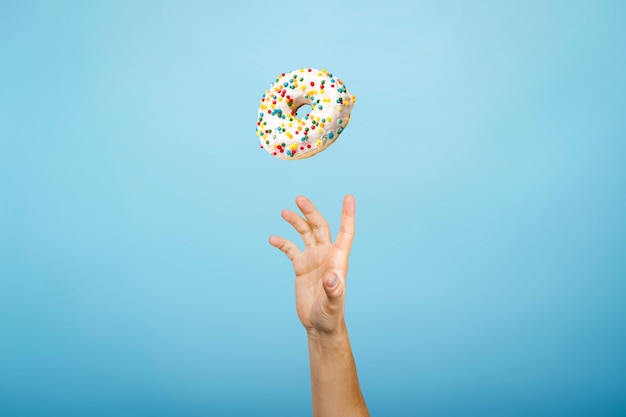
[257,68,355,160]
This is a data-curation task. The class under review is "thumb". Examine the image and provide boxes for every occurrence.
[323,271,345,306]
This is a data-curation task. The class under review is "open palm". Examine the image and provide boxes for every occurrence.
[269,195,356,334]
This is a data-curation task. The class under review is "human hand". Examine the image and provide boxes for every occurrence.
[269,195,356,336]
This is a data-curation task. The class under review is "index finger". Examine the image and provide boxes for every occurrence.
[334,194,355,251]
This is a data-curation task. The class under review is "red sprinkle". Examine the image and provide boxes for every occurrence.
[310,82,315,86]
[307,144,311,148]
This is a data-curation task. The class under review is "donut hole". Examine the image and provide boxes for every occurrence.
[295,104,313,119]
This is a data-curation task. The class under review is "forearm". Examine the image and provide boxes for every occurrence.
[307,322,369,417]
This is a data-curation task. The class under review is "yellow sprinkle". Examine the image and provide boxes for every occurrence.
[323,98,330,103]
[316,139,321,147]
[278,97,283,102]
[337,106,343,111]
[301,85,306,91]
[290,143,297,150]
[320,123,325,128]
[327,117,332,122]
[299,69,304,72]
[286,132,293,139]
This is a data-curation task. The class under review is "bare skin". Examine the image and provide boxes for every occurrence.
[269,195,369,417]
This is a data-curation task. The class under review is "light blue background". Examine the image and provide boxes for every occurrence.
[1,1,625,416]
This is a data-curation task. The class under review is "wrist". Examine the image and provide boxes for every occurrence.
[307,320,350,352]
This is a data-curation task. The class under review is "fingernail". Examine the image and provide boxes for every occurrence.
[327,273,338,288]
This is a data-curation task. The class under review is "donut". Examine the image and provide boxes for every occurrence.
[257,68,356,160]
